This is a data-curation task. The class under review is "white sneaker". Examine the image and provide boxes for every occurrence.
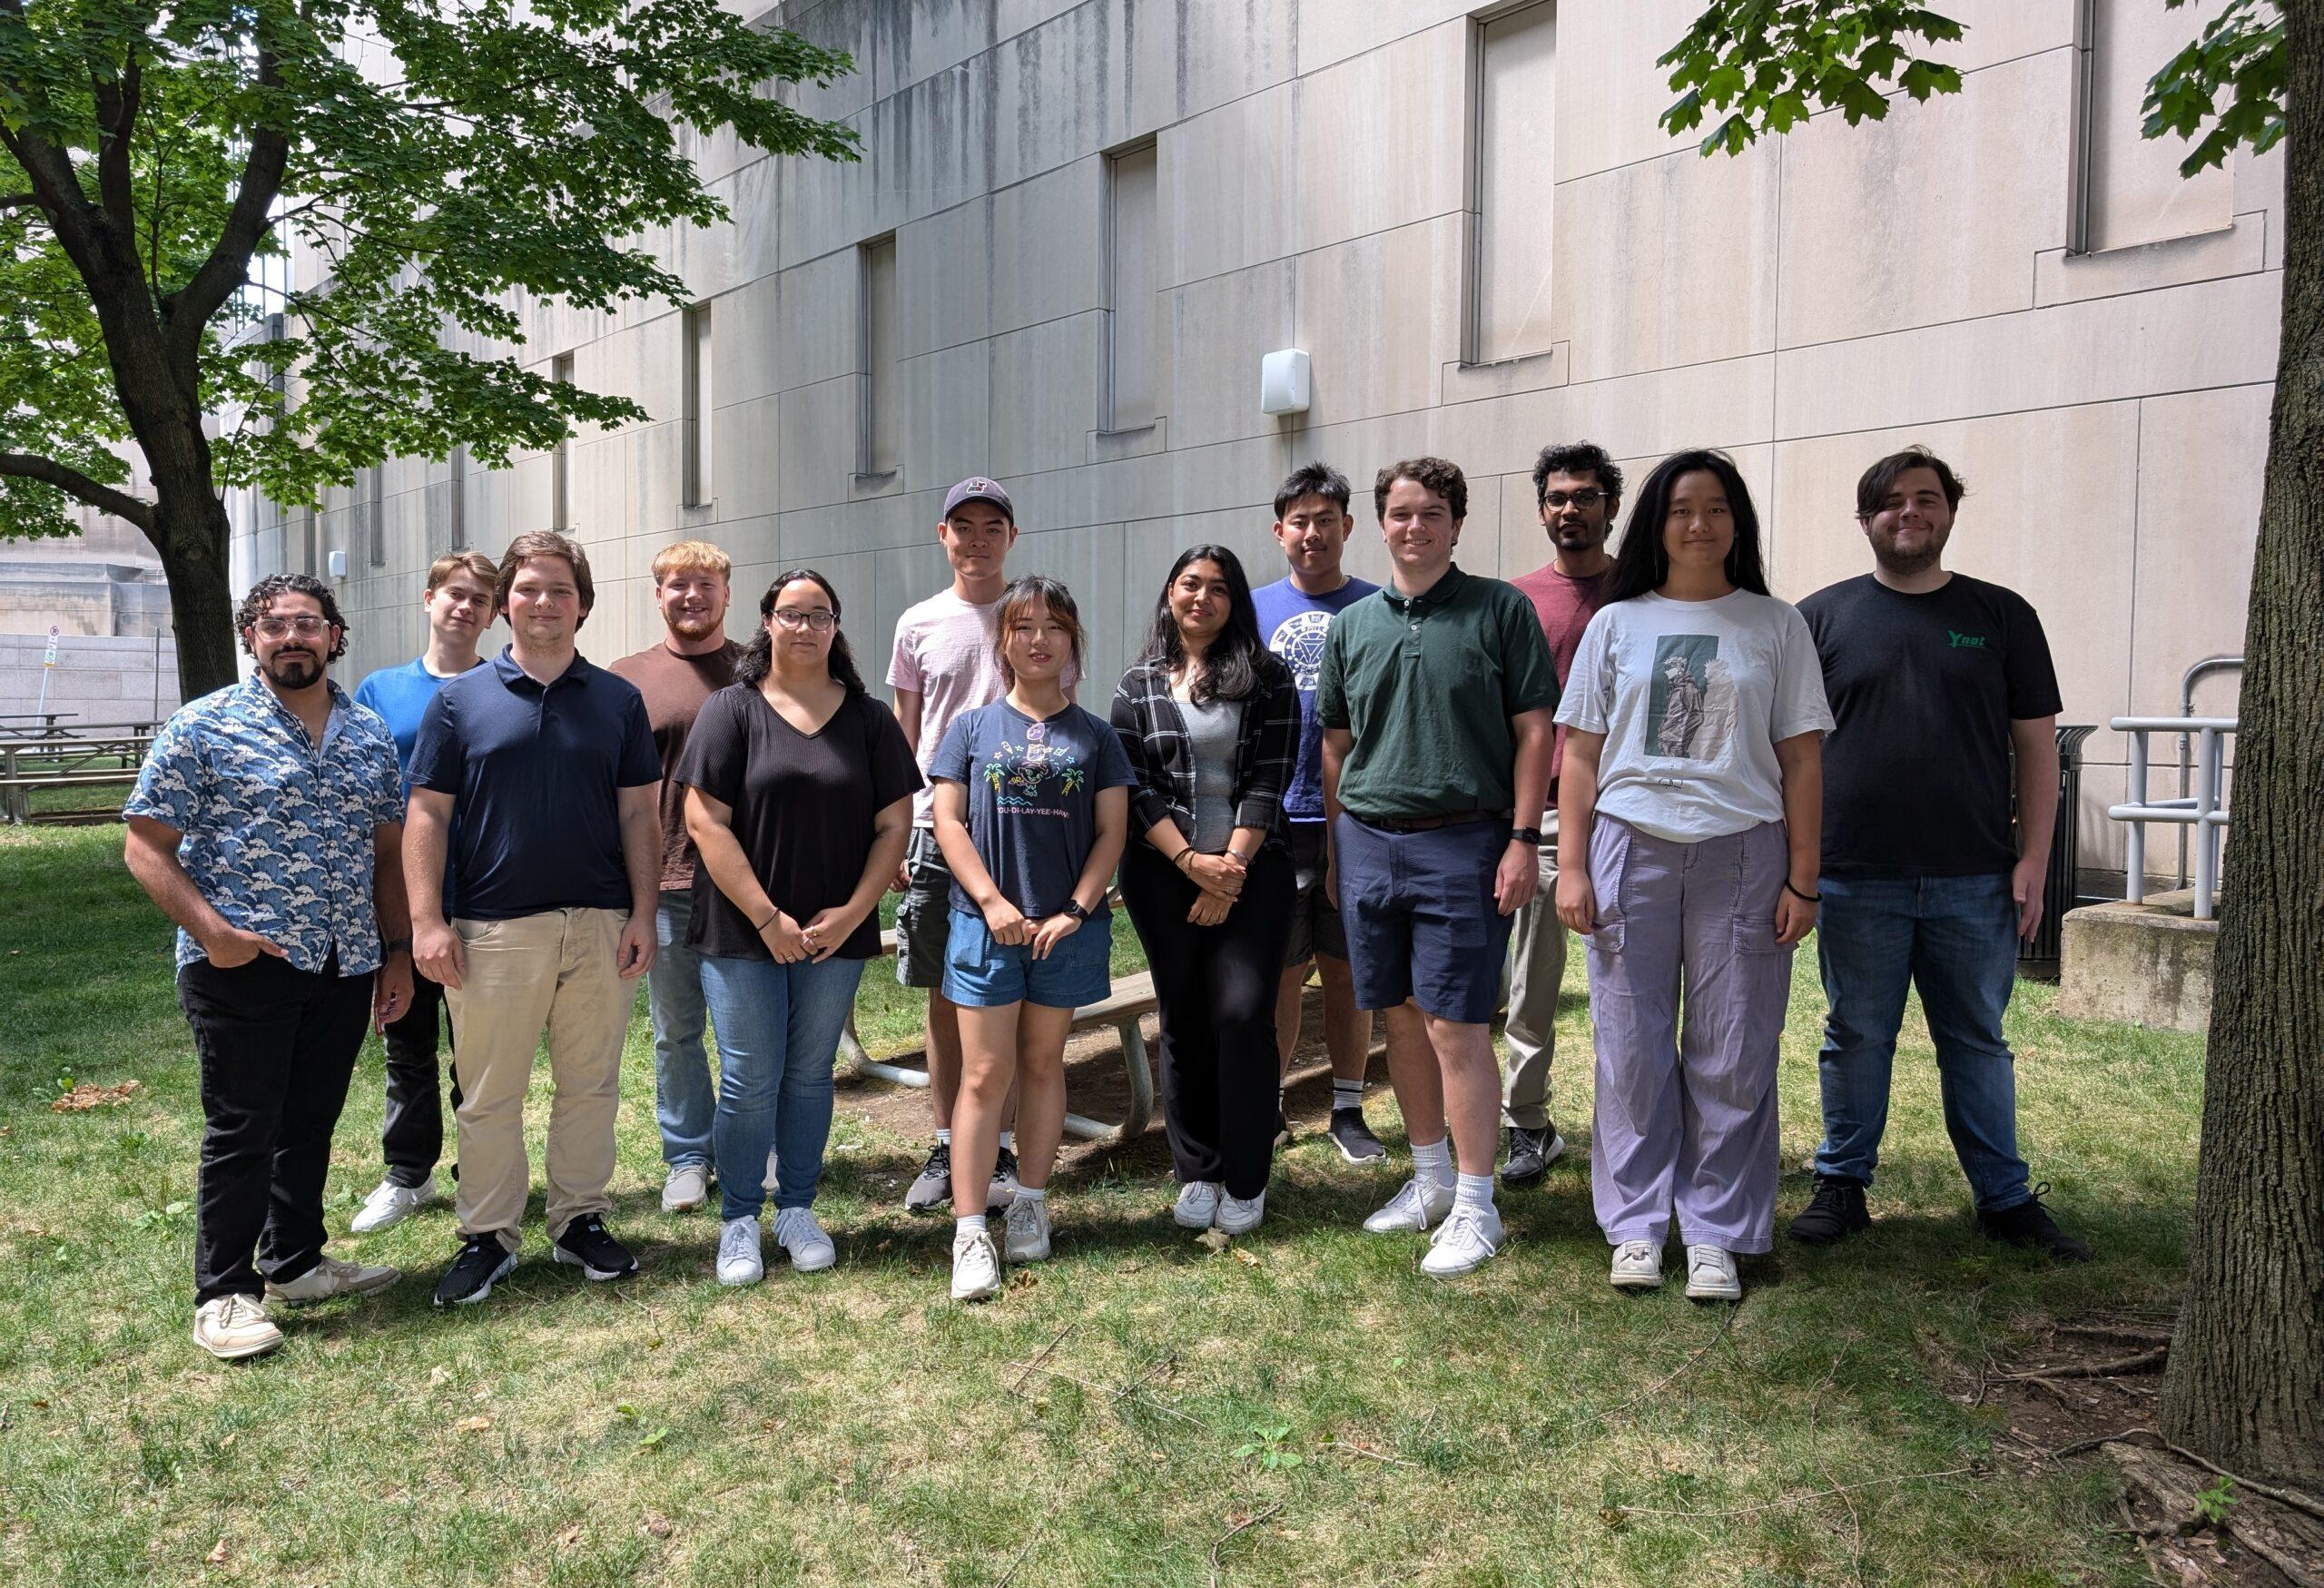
[350,1175,437,1234]
[1420,1203,1504,1277]
[763,1147,779,1195]
[1363,1175,1454,1234]
[1003,1196,1052,1263]
[1610,1238,1665,1290]
[1215,1190,1265,1235]
[1172,1180,1221,1229]
[773,1207,836,1273]
[1684,1244,1743,1302]
[715,1217,763,1287]
[264,1254,400,1307]
[661,1163,710,1214]
[193,1295,284,1361]
[950,1227,1000,1302]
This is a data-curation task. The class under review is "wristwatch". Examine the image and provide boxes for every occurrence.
[1511,826,1544,846]
[1059,899,1090,922]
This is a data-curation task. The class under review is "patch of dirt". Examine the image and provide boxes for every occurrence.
[1973,1314,2321,1587]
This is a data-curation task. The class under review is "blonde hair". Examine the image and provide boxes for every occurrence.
[652,540,733,585]
[426,550,499,597]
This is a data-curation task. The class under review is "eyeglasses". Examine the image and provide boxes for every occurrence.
[1541,489,1608,510]
[251,616,331,638]
[772,608,836,633]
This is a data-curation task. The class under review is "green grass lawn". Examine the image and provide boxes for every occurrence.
[0,824,2201,1586]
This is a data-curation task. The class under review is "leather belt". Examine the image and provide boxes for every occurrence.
[1350,809,1512,834]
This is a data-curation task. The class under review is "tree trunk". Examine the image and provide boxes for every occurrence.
[150,488,241,704]
[2159,0,2324,1492]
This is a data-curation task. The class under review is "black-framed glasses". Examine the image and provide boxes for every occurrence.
[251,616,331,638]
[772,608,836,633]
[1541,489,1607,510]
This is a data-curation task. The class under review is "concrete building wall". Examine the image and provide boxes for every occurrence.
[231,0,2283,881]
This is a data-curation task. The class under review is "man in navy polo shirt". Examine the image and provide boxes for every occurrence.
[407,530,664,1307]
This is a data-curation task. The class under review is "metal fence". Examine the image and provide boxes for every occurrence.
[2109,715,2236,921]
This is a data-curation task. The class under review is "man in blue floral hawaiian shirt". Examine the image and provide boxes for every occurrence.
[125,574,412,1361]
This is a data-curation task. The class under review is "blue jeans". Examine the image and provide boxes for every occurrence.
[697,952,866,1220]
[1812,872,2033,1212]
[645,891,716,1169]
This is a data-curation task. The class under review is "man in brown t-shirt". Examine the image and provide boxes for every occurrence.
[611,541,742,1215]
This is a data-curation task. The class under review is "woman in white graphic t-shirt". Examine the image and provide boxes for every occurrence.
[1551,449,1834,1305]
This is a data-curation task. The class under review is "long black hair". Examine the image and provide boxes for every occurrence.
[1603,449,1770,604]
[1137,544,1265,703]
[735,567,867,694]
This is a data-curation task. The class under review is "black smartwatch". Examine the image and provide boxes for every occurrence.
[1059,899,1090,922]
[1511,826,1544,846]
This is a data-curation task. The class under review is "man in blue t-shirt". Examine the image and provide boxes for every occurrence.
[346,550,498,1237]
[1250,463,1386,1165]
[407,532,664,1307]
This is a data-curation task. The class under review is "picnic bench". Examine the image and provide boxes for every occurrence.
[838,926,1157,1145]
[0,725,153,824]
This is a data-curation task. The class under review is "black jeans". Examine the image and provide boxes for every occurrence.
[176,954,373,1303]
[1120,842,1295,1200]
[380,966,460,1188]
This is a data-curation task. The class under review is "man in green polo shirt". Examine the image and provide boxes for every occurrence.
[1317,456,1559,1277]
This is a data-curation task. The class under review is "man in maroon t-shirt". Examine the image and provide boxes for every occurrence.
[1499,442,1620,1189]
[610,542,743,1217]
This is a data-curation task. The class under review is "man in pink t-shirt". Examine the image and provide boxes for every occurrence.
[1499,442,1620,1190]
[887,478,1078,1213]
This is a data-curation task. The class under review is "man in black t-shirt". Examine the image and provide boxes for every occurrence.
[1789,449,2089,1262]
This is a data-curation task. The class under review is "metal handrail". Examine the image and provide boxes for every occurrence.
[2109,715,2236,920]
[2176,656,2242,886]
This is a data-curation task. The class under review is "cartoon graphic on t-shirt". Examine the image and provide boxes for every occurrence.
[981,735,1086,815]
[1268,611,1334,694]
[1646,635,1734,761]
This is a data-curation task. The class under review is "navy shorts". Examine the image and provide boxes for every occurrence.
[1332,814,1515,1025]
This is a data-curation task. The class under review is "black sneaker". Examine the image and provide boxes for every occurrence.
[1500,1124,1565,1189]
[551,1213,638,1281]
[1787,1176,1872,1245]
[989,1146,1021,1213]
[1327,1107,1387,1164]
[432,1235,517,1308]
[1978,1186,2092,1263]
[904,1139,951,1212]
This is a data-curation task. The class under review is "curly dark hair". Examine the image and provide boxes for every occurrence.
[734,567,867,694]
[1856,447,1966,518]
[234,573,350,662]
[1604,449,1771,605]
[1372,456,1467,522]
[1532,441,1624,508]
[1137,545,1266,703]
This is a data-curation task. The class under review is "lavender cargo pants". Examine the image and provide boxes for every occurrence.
[1584,815,1794,1255]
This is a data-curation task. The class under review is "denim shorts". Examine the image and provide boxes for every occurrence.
[941,907,1114,1011]
[1333,813,1515,1024]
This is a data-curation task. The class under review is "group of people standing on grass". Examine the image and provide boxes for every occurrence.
[122,440,2091,1362]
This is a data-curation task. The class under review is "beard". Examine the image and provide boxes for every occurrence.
[1871,539,1945,578]
[665,609,723,640]
[261,651,323,690]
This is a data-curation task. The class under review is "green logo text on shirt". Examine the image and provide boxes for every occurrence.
[1947,630,1988,649]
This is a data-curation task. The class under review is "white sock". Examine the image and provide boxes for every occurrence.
[936,1128,951,1146]
[1013,1184,1046,1205]
[1455,1171,1496,1214]
[955,1213,987,1236]
[1411,1137,1453,1187]
[1000,1130,1014,1150]
[1332,1080,1364,1111]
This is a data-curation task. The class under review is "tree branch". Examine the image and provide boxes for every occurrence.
[164,49,289,373]
[93,44,143,232]
[0,452,154,530]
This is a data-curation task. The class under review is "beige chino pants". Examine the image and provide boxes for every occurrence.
[445,907,630,1251]
[1501,821,1567,1132]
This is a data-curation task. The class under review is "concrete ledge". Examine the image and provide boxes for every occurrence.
[2057,890,2218,1032]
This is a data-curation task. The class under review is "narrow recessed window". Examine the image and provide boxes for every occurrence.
[2073,0,2233,253]
[859,239,899,476]
[683,303,714,507]
[366,466,386,567]
[551,352,575,529]
[1472,2,1558,363]
[1106,143,1158,430]
[449,445,468,548]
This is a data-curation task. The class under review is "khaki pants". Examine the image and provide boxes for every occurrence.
[1502,823,1566,1131]
[445,908,629,1250]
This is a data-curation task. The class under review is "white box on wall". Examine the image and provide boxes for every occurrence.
[1260,348,1311,416]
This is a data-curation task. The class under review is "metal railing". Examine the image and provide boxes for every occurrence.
[2110,715,2236,920]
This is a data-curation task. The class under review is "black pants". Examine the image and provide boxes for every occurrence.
[176,955,373,1304]
[1120,842,1295,1200]
[380,966,460,1188]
